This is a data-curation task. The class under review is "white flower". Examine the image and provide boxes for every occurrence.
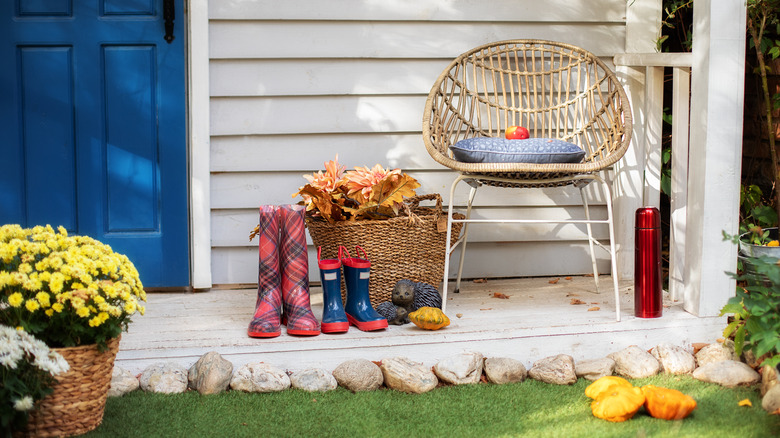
[0,325,23,369]
[34,351,70,376]
[0,325,68,376]
[13,396,34,411]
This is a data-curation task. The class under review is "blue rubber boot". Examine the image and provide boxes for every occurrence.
[317,247,349,334]
[340,246,388,331]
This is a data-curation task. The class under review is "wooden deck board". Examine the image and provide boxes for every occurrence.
[115,276,727,374]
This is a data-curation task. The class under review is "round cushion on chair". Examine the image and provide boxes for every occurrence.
[449,137,586,164]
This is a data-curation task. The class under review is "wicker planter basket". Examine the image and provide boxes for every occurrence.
[306,194,464,306]
[23,336,120,437]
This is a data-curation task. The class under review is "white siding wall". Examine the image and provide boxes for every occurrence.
[207,0,630,285]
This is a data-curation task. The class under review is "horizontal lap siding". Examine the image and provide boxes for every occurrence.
[208,0,626,284]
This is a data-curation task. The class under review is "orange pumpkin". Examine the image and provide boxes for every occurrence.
[585,376,633,399]
[641,385,697,420]
[591,386,646,422]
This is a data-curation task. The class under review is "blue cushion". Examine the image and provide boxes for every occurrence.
[449,137,586,164]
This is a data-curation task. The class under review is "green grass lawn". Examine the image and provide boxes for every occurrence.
[84,374,779,438]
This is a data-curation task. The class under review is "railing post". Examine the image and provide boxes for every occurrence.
[668,67,691,302]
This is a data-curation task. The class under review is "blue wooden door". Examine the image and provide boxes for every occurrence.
[0,1,189,287]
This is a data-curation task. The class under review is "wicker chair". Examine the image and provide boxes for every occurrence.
[422,40,632,321]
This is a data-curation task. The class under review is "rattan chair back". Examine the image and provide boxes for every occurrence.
[423,40,632,186]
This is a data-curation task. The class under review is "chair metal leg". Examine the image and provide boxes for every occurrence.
[594,174,621,322]
[454,184,478,293]
[442,175,464,313]
[579,186,601,293]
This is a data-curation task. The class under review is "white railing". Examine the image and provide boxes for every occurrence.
[613,52,693,304]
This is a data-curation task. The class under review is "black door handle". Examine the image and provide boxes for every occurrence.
[163,0,175,43]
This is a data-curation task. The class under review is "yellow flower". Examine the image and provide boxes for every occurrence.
[49,272,65,293]
[36,292,51,308]
[124,300,137,314]
[25,299,40,312]
[88,315,104,327]
[18,262,32,274]
[76,307,90,318]
[23,277,42,292]
[0,272,10,288]
[52,303,64,313]
[8,292,23,308]
[45,309,54,317]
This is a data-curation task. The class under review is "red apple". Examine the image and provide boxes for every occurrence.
[505,126,530,140]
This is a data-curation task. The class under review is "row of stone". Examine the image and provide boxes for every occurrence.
[109,341,780,414]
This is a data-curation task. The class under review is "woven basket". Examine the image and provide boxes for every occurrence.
[23,336,120,437]
[306,194,464,306]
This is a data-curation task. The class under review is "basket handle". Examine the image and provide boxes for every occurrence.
[404,193,443,211]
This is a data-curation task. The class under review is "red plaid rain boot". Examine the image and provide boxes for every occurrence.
[248,205,283,338]
[278,204,320,336]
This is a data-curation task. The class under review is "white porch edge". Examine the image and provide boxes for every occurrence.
[188,0,212,289]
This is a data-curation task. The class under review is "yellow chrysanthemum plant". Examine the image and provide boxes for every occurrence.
[292,155,421,223]
[0,224,146,351]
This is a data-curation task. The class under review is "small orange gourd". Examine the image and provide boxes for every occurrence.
[591,385,646,422]
[408,307,450,330]
[641,385,697,420]
[585,376,634,399]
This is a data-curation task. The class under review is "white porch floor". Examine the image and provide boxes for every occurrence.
[115,276,727,375]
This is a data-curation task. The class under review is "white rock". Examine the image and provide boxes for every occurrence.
[332,359,384,392]
[230,362,291,393]
[289,368,338,392]
[140,362,188,394]
[380,357,438,394]
[108,366,139,397]
[761,365,779,397]
[762,384,780,414]
[528,354,577,385]
[575,358,616,381]
[695,341,738,367]
[433,352,484,385]
[608,346,660,378]
[483,357,527,384]
[188,351,233,395]
[651,343,696,375]
[692,360,760,387]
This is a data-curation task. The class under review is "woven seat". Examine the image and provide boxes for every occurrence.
[422,40,632,321]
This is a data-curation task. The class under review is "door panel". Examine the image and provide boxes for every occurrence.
[0,1,188,287]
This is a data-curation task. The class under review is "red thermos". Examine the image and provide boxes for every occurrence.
[635,207,662,318]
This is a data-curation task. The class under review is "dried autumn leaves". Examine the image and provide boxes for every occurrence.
[293,156,420,223]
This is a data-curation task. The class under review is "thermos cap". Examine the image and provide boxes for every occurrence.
[635,207,660,229]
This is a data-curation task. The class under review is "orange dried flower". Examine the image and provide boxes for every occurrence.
[289,156,419,223]
[343,164,402,203]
